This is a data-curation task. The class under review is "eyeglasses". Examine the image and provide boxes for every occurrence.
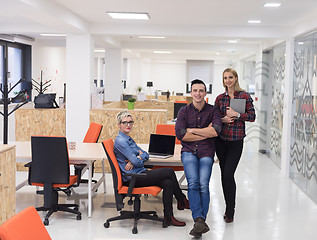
[121,121,134,126]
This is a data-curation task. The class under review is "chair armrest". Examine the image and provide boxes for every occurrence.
[73,164,86,186]
[125,172,147,197]
[24,162,32,168]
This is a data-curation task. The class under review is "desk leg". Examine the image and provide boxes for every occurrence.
[88,162,92,218]
[102,159,106,193]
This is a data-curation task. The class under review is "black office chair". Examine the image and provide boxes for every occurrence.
[25,136,85,226]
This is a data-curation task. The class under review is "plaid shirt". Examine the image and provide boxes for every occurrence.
[175,102,222,158]
[214,91,256,141]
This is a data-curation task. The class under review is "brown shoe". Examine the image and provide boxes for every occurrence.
[189,228,202,239]
[177,198,190,210]
[224,215,234,223]
[193,217,210,233]
[165,216,186,227]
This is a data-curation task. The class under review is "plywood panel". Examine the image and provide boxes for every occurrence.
[0,146,16,224]
[15,108,65,141]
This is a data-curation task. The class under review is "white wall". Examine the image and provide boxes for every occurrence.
[32,39,66,101]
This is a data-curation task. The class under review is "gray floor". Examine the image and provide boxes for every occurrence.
[15,141,317,240]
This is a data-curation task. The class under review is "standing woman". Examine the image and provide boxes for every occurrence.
[214,68,256,223]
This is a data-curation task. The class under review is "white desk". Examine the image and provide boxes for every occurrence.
[14,141,106,218]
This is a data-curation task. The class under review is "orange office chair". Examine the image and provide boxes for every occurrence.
[83,122,103,143]
[174,100,188,104]
[0,206,52,240]
[80,122,103,184]
[25,136,84,225]
[102,139,167,234]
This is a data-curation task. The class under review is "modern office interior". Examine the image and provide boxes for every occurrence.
[1,1,317,239]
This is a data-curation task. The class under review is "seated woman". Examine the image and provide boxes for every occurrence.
[114,110,190,226]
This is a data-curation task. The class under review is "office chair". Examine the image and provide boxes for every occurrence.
[25,136,84,226]
[80,122,103,184]
[102,139,167,234]
[0,206,52,240]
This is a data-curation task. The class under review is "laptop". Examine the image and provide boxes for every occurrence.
[148,134,176,159]
[230,99,246,114]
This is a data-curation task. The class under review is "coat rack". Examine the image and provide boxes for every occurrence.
[32,70,51,94]
[0,58,29,144]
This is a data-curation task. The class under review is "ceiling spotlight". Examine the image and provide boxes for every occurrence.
[264,3,281,8]
[298,42,304,45]
[107,12,149,20]
[228,40,238,43]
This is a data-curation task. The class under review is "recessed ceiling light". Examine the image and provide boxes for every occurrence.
[40,33,66,37]
[248,20,262,24]
[153,51,172,54]
[139,36,166,39]
[94,49,105,53]
[264,3,281,8]
[228,40,238,43]
[107,12,149,20]
[298,42,304,45]
[216,52,220,55]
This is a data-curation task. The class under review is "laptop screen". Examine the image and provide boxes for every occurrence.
[148,134,176,155]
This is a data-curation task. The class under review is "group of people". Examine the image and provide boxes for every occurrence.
[113,68,256,238]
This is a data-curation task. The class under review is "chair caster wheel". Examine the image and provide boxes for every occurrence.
[74,207,79,212]
[104,221,110,228]
[132,227,138,234]
[44,219,49,226]
[153,213,158,217]
[162,222,168,228]
[77,214,82,220]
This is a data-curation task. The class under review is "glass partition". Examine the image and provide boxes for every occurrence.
[291,32,317,203]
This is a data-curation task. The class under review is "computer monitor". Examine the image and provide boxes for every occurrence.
[174,102,187,119]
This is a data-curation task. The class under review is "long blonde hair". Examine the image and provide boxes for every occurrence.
[222,68,245,92]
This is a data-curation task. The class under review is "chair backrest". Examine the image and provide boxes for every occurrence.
[30,136,70,184]
[0,206,52,240]
[102,139,123,191]
[155,124,180,144]
[83,122,103,143]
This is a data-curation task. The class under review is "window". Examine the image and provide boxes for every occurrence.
[0,40,32,101]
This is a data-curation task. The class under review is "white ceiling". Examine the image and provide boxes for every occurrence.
[1,0,317,61]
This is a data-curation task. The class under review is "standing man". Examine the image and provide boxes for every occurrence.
[175,79,222,238]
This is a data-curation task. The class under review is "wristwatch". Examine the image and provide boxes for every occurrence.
[237,113,241,118]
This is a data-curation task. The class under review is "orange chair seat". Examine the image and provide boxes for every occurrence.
[118,185,162,197]
[0,206,51,240]
[31,175,78,188]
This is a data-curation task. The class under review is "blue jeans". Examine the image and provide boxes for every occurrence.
[181,151,214,220]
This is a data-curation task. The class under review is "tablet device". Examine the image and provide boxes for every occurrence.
[230,99,246,114]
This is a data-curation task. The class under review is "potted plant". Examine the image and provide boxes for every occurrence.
[136,86,145,101]
[127,97,136,110]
